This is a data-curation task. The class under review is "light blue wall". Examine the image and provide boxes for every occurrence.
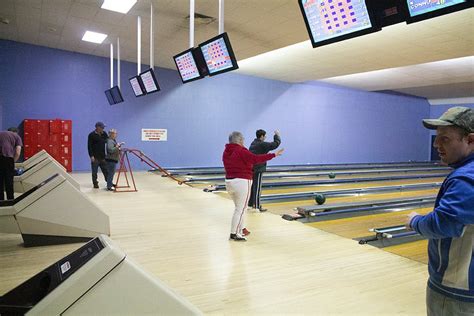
[0,40,431,170]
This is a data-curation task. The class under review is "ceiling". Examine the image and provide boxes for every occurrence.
[0,0,472,100]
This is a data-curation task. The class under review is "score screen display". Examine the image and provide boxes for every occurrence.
[130,77,145,96]
[175,51,201,82]
[140,70,159,93]
[200,37,234,74]
[301,0,373,44]
[406,0,466,17]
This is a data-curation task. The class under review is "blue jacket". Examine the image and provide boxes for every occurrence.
[410,153,474,302]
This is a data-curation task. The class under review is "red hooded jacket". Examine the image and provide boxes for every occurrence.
[222,143,276,180]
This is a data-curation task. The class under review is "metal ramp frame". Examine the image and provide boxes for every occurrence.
[114,148,189,193]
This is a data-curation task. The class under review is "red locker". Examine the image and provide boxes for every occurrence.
[23,120,37,134]
[24,132,46,145]
[61,120,72,134]
[61,133,71,144]
[24,144,35,158]
[34,144,44,155]
[49,133,70,146]
[23,131,34,144]
[48,145,61,160]
[23,118,72,172]
[60,157,72,172]
[37,120,49,135]
[60,144,72,157]
[50,133,71,145]
[49,119,62,134]
[49,134,60,146]
[37,132,49,146]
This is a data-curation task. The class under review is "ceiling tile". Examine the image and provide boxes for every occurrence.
[0,0,15,15]
[70,2,99,19]
[15,5,41,18]
[42,0,73,15]
[15,0,41,9]
[41,12,67,29]
[94,9,127,26]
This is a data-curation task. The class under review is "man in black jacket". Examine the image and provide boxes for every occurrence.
[248,129,281,212]
[87,122,108,189]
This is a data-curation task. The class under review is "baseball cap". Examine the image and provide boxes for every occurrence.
[95,121,106,128]
[422,107,473,133]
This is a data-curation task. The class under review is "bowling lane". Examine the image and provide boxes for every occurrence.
[184,167,447,182]
[307,207,432,264]
[261,177,445,195]
[188,171,447,189]
[307,206,433,239]
[384,240,429,264]
[265,188,439,215]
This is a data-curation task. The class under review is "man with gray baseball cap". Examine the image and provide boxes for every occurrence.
[406,106,474,315]
[423,106,473,133]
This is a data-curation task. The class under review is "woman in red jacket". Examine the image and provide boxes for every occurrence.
[223,131,284,241]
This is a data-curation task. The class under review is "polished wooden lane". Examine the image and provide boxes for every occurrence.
[263,183,437,265]
[0,172,429,315]
[384,240,429,264]
[189,172,446,190]
[260,176,445,195]
[307,206,432,264]
[307,206,433,239]
[265,188,439,215]
[185,168,447,182]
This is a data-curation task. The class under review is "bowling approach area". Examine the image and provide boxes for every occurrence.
[178,161,447,264]
[1,170,429,315]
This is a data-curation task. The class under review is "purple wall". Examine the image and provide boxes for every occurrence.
[430,103,474,119]
[0,40,431,170]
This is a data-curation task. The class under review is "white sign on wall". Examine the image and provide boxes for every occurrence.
[141,129,167,141]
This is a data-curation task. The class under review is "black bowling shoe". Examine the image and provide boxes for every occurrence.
[229,234,246,241]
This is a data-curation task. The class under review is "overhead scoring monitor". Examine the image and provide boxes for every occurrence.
[129,75,146,97]
[110,86,124,104]
[104,86,124,105]
[105,89,115,105]
[298,0,381,48]
[173,48,208,83]
[139,68,161,94]
[199,32,239,76]
[404,0,471,23]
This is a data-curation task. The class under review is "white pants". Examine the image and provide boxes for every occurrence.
[225,178,252,236]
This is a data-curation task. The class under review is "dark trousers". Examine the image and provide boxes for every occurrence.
[106,160,117,189]
[0,155,15,200]
[91,158,108,186]
[426,283,474,315]
[248,171,263,208]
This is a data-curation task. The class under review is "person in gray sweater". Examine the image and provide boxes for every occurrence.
[105,129,123,191]
[248,129,281,212]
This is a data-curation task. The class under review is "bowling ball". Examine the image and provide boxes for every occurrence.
[314,193,326,205]
[328,172,336,179]
[15,168,24,176]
